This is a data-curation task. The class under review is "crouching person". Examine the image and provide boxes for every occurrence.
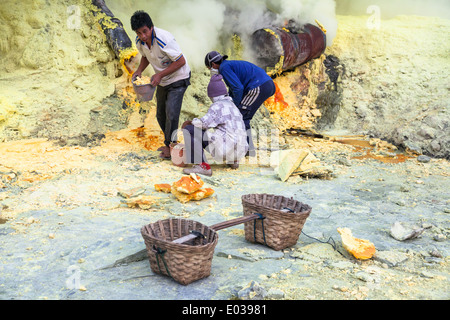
[181,74,248,176]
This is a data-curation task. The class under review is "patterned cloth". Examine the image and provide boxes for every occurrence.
[191,95,248,162]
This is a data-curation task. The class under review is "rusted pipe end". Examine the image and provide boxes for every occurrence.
[251,24,326,76]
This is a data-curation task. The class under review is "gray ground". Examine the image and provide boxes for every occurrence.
[0,143,448,300]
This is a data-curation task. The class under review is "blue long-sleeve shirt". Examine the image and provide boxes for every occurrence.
[219,59,272,107]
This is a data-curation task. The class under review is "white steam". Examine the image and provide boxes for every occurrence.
[336,0,450,19]
[107,0,338,70]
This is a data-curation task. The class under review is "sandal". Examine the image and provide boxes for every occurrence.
[159,146,171,160]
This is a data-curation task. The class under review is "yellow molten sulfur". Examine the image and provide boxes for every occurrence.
[119,47,139,75]
[315,19,327,34]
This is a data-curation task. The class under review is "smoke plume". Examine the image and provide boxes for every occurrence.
[107,0,338,70]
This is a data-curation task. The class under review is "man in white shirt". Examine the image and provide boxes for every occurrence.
[131,10,191,159]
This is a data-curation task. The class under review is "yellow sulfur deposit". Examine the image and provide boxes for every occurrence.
[263,28,285,76]
[337,227,376,260]
[133,76,151,86]
[315,19,327,34]
[154,183,172,193]
[119,47,139,75]
[154,175,214,203]
[171,187,214,204]
[122,195,156,210]
[172,174,204,194]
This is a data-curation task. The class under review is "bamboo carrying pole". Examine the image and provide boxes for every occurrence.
[172,214,263,244]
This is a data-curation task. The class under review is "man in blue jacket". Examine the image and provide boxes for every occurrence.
[205,51,275,156]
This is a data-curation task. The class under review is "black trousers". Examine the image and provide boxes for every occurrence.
[155,77,190,147]
[238,80,276,152]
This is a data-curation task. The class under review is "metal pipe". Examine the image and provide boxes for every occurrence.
[251,23,327,76]
[90,0,138,74]
[91,0,133,58]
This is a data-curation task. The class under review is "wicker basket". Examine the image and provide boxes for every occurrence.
[242,194,311,250]
[141,218,218,285]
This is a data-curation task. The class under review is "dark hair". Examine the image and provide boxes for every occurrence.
[131,10,153,31]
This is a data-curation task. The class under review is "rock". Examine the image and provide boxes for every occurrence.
[266,288,285,299]
[117,186,146,198]
[404,141,422,155]
[429,249,443,258]
[337,157,352,166]
[417,127,436,140]
[400,185,410,192]
[272,149,309,182]
[271,149,332,181]
[417,155,431,163]
[327,261,355,270]
[171,187,215,204]
[216,247,284,262]
[420,271,435,279]
[390,221,425,241]
[121,195,156,209]
[337,227,376,260]
[433,234,446,242]
[373,250,409,267]
[353,271,375,283]
[237,281,267,300]
[430,140,441,152]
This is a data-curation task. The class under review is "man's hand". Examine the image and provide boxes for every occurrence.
[132,56,149,82]
[124,53,142,76]
[150,56,186,87]
[132,70,142,82]
[151,73,163,87]
[182,120,192,129]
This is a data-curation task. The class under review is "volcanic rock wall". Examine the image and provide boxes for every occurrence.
[0,1,449,159]
[0,0,128,145]
[325,15,450,159]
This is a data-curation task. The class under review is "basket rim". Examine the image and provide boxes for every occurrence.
[241,193,312,215]
[141,218,218,249]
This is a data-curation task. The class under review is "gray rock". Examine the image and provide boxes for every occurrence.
[420,271,435,279]
[353,271,375,283]
[327,261,355,270]
[390,221,425,241]
[374,250,409,267]
[237,281,267,300]
[266,288,285,299]
[433,234,446,242]
[216,247,284,262]
[430,140,441,152]
[417,155,431,163]
[418,127,437,140]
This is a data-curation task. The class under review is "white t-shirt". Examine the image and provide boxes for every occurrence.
[135,27,191,87]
